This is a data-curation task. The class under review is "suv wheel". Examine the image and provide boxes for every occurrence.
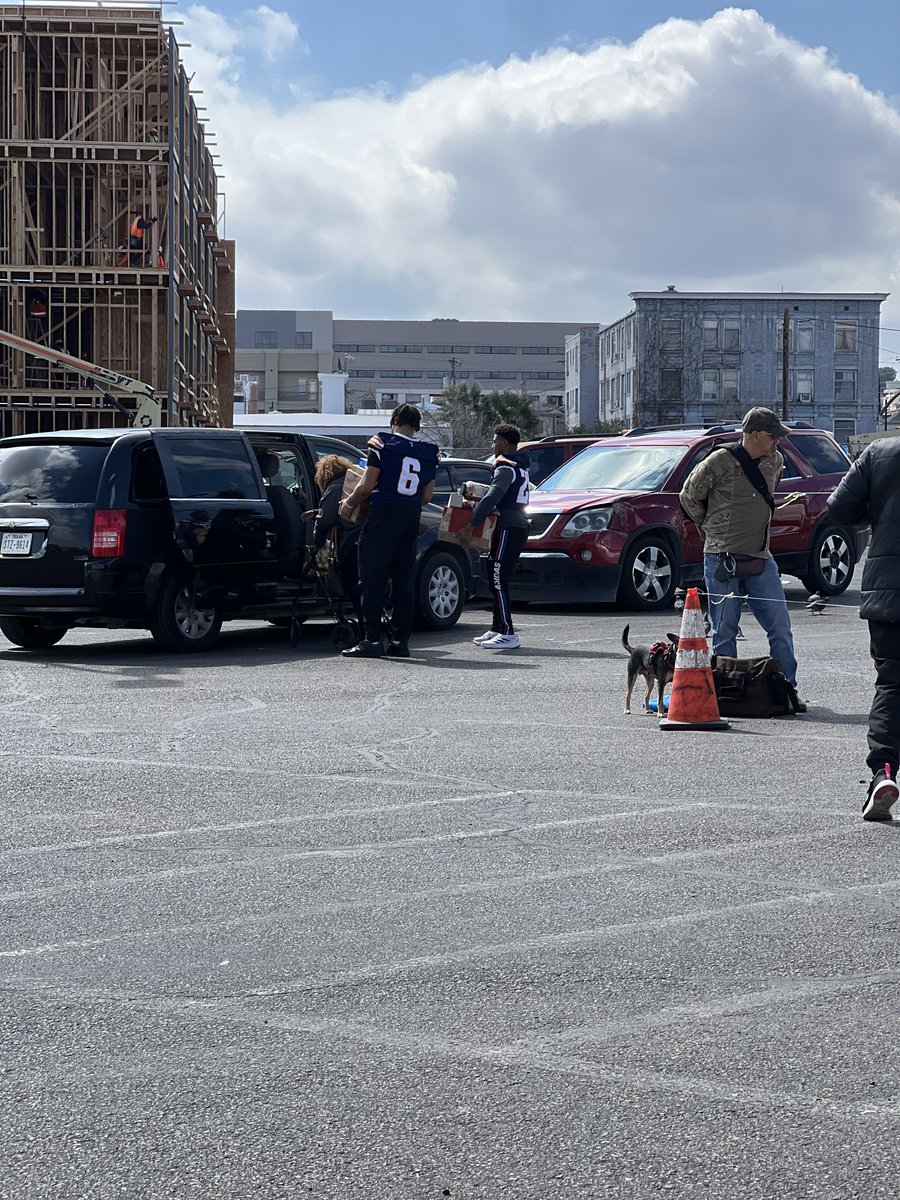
[415,550,465,630]
[617,536,677,611]
[150,573,223,652]
[0,617,68,649]
[800,525,855,596]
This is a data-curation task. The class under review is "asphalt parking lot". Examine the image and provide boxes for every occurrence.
[1,575,898,1199]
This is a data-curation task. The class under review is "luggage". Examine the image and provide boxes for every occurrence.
[710,655,804,718]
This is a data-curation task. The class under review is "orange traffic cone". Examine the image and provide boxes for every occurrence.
[659,587,730,731]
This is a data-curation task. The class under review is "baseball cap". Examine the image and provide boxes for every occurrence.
[742,407,790,438]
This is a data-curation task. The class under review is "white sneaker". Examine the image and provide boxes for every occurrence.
[473,630,499,645]
[482,632,521,650]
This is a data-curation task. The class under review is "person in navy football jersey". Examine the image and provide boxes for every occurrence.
[459,423,531,650]
[339,404,439,658]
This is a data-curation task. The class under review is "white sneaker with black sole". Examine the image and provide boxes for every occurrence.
[473,630,499,645]
[482,632,521,650]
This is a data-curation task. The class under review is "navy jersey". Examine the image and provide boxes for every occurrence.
[470,451,531,530]
[366,431,439,505]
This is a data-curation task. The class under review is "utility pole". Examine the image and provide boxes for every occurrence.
[781,306,790,421]
[448,356,459,385]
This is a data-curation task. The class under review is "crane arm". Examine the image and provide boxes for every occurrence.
[0,328,154,400]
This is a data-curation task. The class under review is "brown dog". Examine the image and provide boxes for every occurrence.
[622,625,680,715]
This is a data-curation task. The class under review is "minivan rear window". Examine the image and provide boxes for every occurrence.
[0,441,109,503]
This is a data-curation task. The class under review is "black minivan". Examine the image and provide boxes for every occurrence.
[0,427,476,652]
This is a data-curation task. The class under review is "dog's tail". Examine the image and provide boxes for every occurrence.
[622,624,634,655]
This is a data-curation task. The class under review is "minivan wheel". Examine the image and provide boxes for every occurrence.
[0,617,68,649]
[150,574,223,652]
[414,550,465,630]
[616,536,678,611]
[799,525,856,596]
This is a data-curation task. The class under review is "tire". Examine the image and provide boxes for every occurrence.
[150,573,223,652]
[0,616,68,649]
[799,525,856,596]
[414,550,465,630]
[616,535,678,611]
[332,621,358,651]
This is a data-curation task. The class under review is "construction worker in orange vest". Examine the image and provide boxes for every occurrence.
[121,211,158,266]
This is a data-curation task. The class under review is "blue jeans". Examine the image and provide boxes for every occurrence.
[703,553,799,686]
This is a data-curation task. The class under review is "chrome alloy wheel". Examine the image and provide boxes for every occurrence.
[817,531,852,590]
[631,543,674,603]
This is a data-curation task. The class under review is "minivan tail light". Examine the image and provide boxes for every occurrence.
[92,509,127,557]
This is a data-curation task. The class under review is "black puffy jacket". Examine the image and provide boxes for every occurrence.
[827,438,900,621]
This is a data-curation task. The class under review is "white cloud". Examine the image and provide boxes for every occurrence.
[178,6,900,343]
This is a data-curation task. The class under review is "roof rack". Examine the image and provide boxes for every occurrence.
[623,419,818,438]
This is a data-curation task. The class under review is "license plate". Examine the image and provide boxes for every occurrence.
[1,532,33,556]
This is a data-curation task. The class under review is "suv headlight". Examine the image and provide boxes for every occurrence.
[560,507,614,538]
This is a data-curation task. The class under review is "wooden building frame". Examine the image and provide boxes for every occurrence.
[0,2,234,433]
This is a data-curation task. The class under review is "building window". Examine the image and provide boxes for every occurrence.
[796,369,814,405]
[625,371,632,396]
[703,317,719,351]
[334,343,376,353]
[295,332,312,348]
[254,331,277,348]
[834,370,856,404]
[626,321,632,349]
[835,321,857,352]
[660,368,683,401]
[348,369,375,378]
[723,319,740,352]
[379,370,423,379]
[474,345,518,354]
[796,320,814,352]
[425,344,470,354]
[661,318,682,352]
[723,369,740,409]
[702,369,719,404]
[521,346,562,355]
[379,345,422,353]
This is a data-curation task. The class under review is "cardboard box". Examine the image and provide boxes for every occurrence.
[438,495,496,551]
[340,463,369,525]
[461,480,491,501]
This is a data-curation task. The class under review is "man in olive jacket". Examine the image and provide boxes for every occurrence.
[827,438,900,821]
[679,406,799,689]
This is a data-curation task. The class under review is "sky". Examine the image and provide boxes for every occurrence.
[165,1,900,362]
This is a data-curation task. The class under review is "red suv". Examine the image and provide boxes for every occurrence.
[513,423,866,611]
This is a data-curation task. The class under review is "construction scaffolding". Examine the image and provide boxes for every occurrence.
[0,1,234,434]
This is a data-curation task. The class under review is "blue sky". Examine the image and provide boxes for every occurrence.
[173,2,900,362]
[205,1,900,104]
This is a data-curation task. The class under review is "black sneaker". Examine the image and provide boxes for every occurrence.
[862,764,899,822]
[384,641,410,658]
[341,638,384,659]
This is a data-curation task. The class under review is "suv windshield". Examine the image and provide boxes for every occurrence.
[0,441,109,503]
[540,443,686,492]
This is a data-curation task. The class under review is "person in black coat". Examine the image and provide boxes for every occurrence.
[311,455,363,627]
[827,438,900,821]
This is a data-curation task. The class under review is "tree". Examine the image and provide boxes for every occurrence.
[433,383,539,453]
[879,366,896,393]
[481,389,539,438]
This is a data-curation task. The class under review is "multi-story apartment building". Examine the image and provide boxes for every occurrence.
[0,3,233,434]
[599,290,887,440]
[235,312,583,417]
[564,326,601,428]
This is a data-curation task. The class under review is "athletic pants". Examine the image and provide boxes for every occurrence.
[488,525,527,636]
[867,620,900,776]
[357,502,420,644]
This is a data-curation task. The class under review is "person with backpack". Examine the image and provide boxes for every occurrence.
[338,404,439,659]
[679,407,802,696]
[827,439,900,821]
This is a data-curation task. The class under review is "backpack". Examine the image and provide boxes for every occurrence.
[710,655,804,718]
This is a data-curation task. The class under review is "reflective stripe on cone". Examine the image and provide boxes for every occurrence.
[659,586,730,731]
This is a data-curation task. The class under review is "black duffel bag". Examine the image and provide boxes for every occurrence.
[710,655,804,718]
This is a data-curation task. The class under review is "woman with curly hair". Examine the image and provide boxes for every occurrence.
[312,454,363,627]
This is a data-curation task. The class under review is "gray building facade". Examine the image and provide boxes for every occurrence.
[564,326,601,429]
[599,290,887,440]
[235,312,582,416]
